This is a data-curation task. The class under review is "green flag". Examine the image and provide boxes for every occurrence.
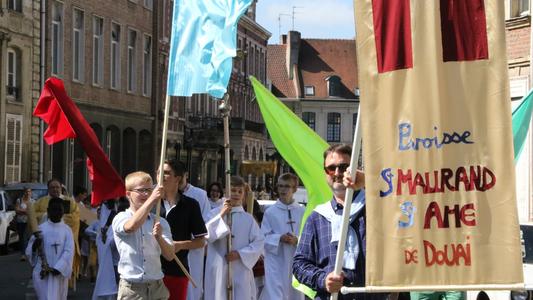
[250,76,332,298]
[513,89,533,162]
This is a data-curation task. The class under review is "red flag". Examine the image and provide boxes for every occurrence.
[34,77,125,206]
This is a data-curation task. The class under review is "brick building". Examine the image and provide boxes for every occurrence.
[0,0,41,184]
[505,0,533,222]
[35,0,157,191]
[267,31,359,149]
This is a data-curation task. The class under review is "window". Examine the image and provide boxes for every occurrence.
[111,22,121,90]
[144,0,153,9]
[237,38,243,72]
[304,86,315,96]
[7,49,20,101]
[52,1,64,75]
[327,112,341,142]
[127,29,137,93]
[72,8,85,82]
[250,45,255,75]
[327,75,341,97]
[260,51,265,82]
[93,16,104,86]
[7,0,22,12]
[302,112,316,131]
[5,114,22,183]
[511,0,530,17]
[161,0,168,41]
[143,34,152,96]
[353,113,358,136]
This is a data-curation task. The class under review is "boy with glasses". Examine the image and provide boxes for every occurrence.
[260,173,305,300]
[112,171,175,300]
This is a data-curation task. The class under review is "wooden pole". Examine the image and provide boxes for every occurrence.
[156,94,197,288]
[331,104,362,300]
[219,97,233,300]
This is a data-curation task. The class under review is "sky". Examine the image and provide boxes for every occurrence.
[256,0,356,44]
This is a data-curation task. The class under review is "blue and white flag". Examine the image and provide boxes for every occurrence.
[167,0,253,99]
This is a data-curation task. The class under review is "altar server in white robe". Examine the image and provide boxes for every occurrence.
[204,176,264,300]
[259,173,305,300]
[26,197,74,300]
[180,174,211,300]
[87,209,119,300]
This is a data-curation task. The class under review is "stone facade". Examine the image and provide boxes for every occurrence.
[36,0,156,191]
[0,0,41,184]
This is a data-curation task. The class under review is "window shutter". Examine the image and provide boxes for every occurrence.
[5,115,22,183]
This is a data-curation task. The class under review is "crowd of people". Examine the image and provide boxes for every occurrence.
[18,143,410,300]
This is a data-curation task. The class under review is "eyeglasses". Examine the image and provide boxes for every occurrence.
[277,184,293,189]
[324,163,350,175]
[130,188,153,194]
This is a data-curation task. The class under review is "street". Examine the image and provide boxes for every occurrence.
[0,247,94,299]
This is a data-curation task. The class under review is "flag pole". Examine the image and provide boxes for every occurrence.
[331,104,363,300]
[156,94,198,288]
[218,96,234,300]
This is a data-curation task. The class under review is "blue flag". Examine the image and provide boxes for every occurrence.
[167,0,252,99]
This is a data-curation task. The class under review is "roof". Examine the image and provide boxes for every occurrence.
[266,44,295,98]
[267,37,358,99]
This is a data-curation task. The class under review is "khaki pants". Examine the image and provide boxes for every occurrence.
[118,278,170,300]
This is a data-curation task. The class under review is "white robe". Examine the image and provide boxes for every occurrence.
[209,198,224,210]
[26,220,74,300]
[259,200,305,300]
[204,206,264,300]
[184,184,210,300]
[90,222,118,300]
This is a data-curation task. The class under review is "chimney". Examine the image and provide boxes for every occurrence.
[286,31,301,80]
[245,0,257,20]
[280,34,287,44]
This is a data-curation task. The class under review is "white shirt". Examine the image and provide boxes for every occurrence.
[112,209,173,282]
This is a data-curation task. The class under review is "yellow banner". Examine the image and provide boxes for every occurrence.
[354,0,523,289]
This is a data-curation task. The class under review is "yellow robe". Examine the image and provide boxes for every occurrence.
[30,195,81,288]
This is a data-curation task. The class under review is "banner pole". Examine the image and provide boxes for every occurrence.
[331,104,363,300]
[341,283,528,294]
[219,96,234,300]
[156,94,197,288]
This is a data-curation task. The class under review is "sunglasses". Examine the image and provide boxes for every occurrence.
[324,163,350,175]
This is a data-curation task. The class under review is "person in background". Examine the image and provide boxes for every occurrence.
[73,186,90,278]
[26,197,75,300]
[30,178,81,288]
[177,164,211,300]
[89,204,120,300]
[204,176,264,300]
[158,160,207,300]
[15,187,34,261]
[260,173,305,300]
[207,182,224,210]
